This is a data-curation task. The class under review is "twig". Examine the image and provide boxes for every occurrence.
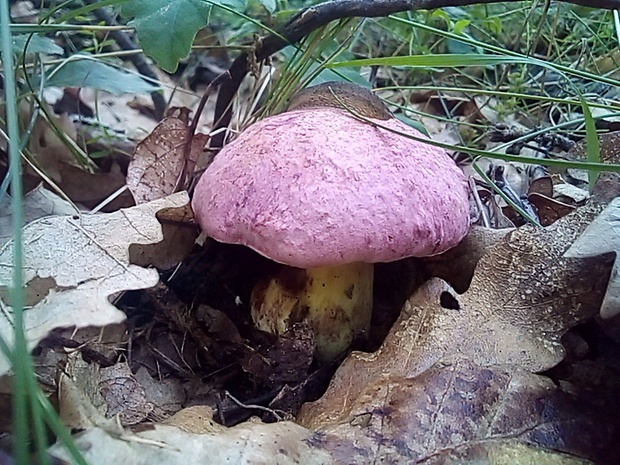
[224,391,284,422]
[176,79,221,192]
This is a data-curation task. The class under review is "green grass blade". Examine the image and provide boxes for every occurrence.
[328,53,531,68]
[54,0,128,24]
[579,94,601,192]
[387,15,620,89]
[0,0,29,463]
[333,96,620,173]
[1,4,88,464]
[38,390,90,465]
[11,23,130,33]
[378,85,620,113]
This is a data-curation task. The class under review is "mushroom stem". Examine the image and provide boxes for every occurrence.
[250,262,374,362]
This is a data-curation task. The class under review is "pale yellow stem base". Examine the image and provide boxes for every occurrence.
[251,262,374,362]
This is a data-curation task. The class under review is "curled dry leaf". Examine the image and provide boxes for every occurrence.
[58,354,120,432]
[528,193,577,227]
[0,192,190,376]
[298,201,613,428]
[127,112,210,204]
[99,361,159,425]
[59,354,184,431]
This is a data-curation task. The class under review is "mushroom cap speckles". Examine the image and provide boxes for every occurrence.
[192,107,470,268]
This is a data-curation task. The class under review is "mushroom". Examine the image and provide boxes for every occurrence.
[192,82,470,361]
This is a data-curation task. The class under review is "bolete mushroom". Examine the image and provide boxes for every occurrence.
[192,82,470,361]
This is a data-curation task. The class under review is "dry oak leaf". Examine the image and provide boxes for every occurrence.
[0,184,77,245]
[58,354,119,433]
[0,192,190,376]
[299,201,613,429]
[49,358,613,465]
[564,197,620,319]
[313,358,614,464]
[162,405,226,434]
[127,113,210,204]
[50,420,331,465]
[422,225,513,293]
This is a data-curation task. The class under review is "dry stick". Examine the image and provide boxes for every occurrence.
[209,0,620,149]
[177,79,222,193]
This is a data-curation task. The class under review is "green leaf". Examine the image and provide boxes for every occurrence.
[12,34,63,55]
[41,57,158,94]
[122,0,244,72]
[430,9,451,26]
[486,16,502,36]
[452,19,471,35]
[122,0,210,72]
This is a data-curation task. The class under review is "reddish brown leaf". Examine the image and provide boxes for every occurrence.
[127,114,209,204]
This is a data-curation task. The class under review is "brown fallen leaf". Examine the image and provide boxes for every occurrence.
[162,405,226,434]
[49,358,613,464]
[422,225,513,293]
[313,358,614,464]
[298,201,613,428]
[56,162,133,211]
[529,192,577,227]
[564,197,620,319]
[127,110,210,204]
[129,200,198,270]
[134,367,186,416]
[99,361,160,425]
[22,100,84,184]
[50,420,330,465]
[58,364,120,433]
[529,175,554,197]
[18,99,130,211]
[0,192,190,376]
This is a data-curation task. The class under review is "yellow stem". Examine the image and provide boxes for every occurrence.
[251,262,374,362]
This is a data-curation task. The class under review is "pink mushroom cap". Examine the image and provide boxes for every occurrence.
[192,107,470,268]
